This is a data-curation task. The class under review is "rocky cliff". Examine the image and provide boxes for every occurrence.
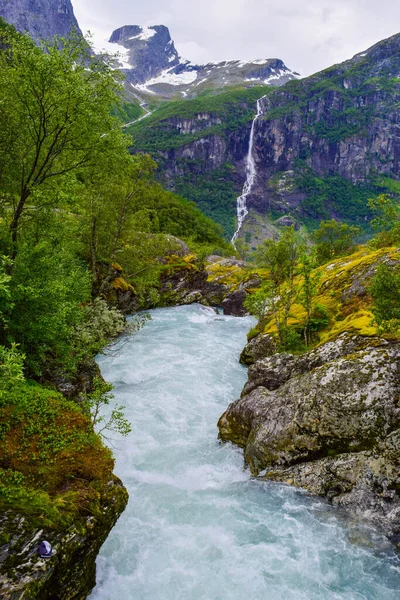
[0,0,82,41]
[130,32,400,244]
[0,478,128,599]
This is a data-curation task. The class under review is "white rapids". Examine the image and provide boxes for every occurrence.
[90,304,400,600]
[232,97,265,245]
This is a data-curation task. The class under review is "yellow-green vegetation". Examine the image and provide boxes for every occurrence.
[206,262,247,288]
[0,380,115,529]
[261,245,400,346]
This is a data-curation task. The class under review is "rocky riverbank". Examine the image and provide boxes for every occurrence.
[218,247,400,547]
[0,478,128,599]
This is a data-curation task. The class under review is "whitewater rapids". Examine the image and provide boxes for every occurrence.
[90,304,400,600]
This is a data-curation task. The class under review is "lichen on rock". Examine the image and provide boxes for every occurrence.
[219,333,400,544]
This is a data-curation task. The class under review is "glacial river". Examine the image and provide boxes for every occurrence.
[90,304,400,600]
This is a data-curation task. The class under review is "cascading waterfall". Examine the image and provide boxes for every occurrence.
[232,96,265,245]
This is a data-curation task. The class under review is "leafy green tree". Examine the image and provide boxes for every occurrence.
[87,377,131,441]
[4,239,91,376]
[370,264,400,333]
[313,220,361,265]
[368,194,400,248]
[0,30,128,253]
[252,227,302,348]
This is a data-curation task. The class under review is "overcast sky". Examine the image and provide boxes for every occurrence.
[73,0,400,76]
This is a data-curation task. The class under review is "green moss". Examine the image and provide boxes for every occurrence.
[0,381,116,530]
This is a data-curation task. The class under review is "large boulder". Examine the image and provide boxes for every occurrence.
[219,334,400,542]
[240,333,278,365]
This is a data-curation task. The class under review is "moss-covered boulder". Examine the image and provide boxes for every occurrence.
[0,382,129,598]
[0,477,128,599]
[218,334,400,543]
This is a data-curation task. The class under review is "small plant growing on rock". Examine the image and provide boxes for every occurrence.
[86,377,132,441]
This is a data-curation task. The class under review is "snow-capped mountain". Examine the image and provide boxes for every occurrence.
[95,25,299,99]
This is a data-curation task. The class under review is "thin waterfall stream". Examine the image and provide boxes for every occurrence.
[90,305,400,600]
[232,96,265,244]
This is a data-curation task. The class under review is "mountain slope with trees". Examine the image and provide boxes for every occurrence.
[129,32,400,244]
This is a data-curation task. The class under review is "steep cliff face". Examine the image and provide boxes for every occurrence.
[247,33,400,219]
[129,87,266,236]
[0,0,82,41]
[131,32,400,242]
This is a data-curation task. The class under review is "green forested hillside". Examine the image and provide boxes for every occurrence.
[128,33,400,241]
[0,22,230,527]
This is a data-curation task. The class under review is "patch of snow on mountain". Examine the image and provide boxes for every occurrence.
[92,36,131,69]
[129,26,156,41]
[137,68,198,90]
[264,70,286,83]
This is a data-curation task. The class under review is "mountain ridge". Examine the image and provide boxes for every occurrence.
[98,24,299,100]
[128,29,400,244]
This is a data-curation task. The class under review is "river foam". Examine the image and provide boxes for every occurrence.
[90,304,400,600]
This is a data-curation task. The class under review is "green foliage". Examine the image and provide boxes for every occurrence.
[0,374,116,527]
[370,264,400,333]
[251,227,302,349]
[4,240,91,376]
[246,229,331,351]
[129,86,271,151]
[173,164,238,237]
[367,194,400,247]
[0,30,128,250]
[87,377,131,440]
[112,100,144,124]
[298,170,375,227]
[313,220,361,265]
[73,298,126,358]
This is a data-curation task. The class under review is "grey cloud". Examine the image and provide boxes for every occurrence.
[72,0,400,76]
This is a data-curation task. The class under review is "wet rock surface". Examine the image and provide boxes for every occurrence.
[0,477,128,599]
[219,334,400,544]
[0,0,82,41]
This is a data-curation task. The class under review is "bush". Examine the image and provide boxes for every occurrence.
[370,264,400,332]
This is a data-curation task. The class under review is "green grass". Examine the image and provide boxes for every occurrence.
[128,86,272,151]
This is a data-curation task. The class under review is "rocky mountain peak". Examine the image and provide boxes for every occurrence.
[0,0,82,41]
[107,23,298,99]
[108,24,180,84]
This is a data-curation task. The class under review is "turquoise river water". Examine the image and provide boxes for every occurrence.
[90,304,400,600]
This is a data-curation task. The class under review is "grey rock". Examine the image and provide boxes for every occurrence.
[240,333,278,365]
[219,334,400,542]
[0,0,82,41]
[221,290,247,317]
[109,24,180,85]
